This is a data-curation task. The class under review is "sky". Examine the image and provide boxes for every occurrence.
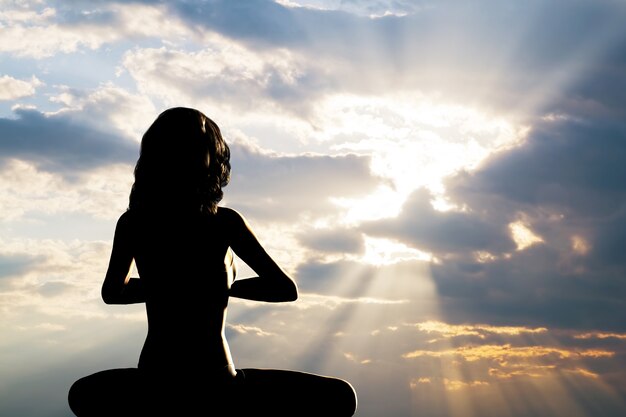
[1,0,626,416]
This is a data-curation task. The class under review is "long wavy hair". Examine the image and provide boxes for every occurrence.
[129,107,231,214]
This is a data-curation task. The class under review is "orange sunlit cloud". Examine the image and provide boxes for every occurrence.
[574,332,626,340]
[398,322,620,392]
[403,343,614,361]
[407,320,548,339]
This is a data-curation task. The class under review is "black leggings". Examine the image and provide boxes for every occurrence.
[68,367,357,416]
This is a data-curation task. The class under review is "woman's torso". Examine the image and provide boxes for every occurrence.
[126,207,236,376]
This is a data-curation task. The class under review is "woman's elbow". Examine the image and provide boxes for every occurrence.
[101,290,115,305]
[101,284,120,304]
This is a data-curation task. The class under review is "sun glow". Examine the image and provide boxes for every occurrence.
[314,93,528,223]
[571,235,590,255]
[356,235,436,266]
[509,221,544,251]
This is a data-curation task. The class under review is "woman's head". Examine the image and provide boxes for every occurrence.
[129,107,231,214]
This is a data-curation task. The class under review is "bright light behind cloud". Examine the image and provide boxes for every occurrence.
[274,0,420,17]
[356,235,436,266]
[315,93,528,222]
[509,220,544,251]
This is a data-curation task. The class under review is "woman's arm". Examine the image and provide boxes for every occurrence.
[101,212,146,305]
[226,208,298,303]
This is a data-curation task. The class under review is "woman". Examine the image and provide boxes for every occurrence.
[68,107,357,416]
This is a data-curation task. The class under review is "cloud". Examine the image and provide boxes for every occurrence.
[0,108,137,174]
[0,75,43,101]
[403,343,614,362]
[225,139,380,222]
[575,332,626,341]
[364,188,516,255]
[365,320,626,408]
[0,236,119,322]
[38,281,72,297]
[296,226,364,255]
[50,82,158,140]
[0,159,132,221]
[407,320,548,340]
[450,117,626,219]
[417,115,626,330]
[147,0,626,116]
[121,39,332,120]
[227,323,275,337]
[352,94,626,329]
[277,0,424,18]
[5,0,625,120]
[168,0,343,48]
[0,2,193,58]
[0,253,43,284]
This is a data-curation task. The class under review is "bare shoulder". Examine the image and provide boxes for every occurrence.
[116,210,134,228]
[113,210,138,239]
[216,206,247,226]
[215,207,256,240]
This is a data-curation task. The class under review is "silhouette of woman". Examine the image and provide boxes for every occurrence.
[67,107,357,416]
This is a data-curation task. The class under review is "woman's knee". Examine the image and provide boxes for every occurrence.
[68,369,138,416]
[333,379,357,416]
[68,376,92,416]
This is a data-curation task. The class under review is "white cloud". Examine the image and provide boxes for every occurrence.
[274,0,421,17]
[0,3,194,58]
[0,75,43,101]
[122,35,307,116]
[0,236,113,320]
[0,4,56,25]
[50,82,157,141]
[0,159,132,221]
[228,323,275,337]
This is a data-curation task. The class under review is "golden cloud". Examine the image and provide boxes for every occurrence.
[403,343,614,361]
[408,320,547,339]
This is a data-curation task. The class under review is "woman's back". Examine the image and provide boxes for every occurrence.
[123,207,237,375]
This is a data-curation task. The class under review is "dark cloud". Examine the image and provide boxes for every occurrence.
[364,188,516,255]
[163,0,376,55]
[0,108,137,175]
[296,226,364,255]
[559,41,626,119]
[415,115,626,331]
[430,245,626,331]
[225,141,381,221]
[450,118,626,218]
